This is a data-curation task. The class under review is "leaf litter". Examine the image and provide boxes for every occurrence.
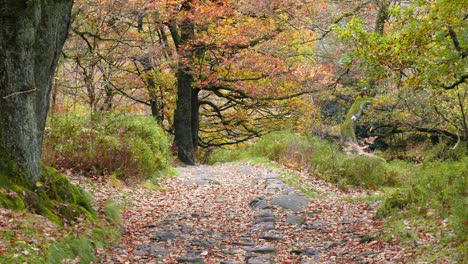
[89,162,415,263]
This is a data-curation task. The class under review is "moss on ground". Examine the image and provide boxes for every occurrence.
[0,158,95,225]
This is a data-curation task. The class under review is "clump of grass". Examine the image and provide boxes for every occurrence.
[103,200,122,225]
[43,112,171,183]
[48,236,96,264]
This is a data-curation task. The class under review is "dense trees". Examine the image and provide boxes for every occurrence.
[0,0,73,181]
[55,0,342,164]
[45,0,465,165]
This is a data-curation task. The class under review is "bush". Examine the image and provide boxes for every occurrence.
[43,112,170,183]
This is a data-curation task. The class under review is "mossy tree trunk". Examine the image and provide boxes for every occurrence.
[341,96,370,143]
[0,0,73,182]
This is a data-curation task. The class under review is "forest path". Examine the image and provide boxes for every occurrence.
[101,162,410,263]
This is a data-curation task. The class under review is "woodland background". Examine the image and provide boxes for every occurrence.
[0,0,466,263]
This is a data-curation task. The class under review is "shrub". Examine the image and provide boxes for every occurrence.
[43,112,170,183]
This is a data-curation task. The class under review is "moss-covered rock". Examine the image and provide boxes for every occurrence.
[0,161,95,225]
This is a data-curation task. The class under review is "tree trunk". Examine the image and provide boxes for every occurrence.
[172,14,196,165]
[374,0,391,36]
[174,66,195,164]
[0,0,73,182]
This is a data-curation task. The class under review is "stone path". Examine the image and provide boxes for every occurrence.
[102,163,410,263]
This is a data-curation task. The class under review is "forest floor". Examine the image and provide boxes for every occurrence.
[77,162,414,263]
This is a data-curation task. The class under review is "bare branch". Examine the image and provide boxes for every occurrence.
[2,88,38,99]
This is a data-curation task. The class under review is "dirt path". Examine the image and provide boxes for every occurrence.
[95,163,411,263]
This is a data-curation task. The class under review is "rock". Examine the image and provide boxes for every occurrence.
[264,178,293,194]
[259,235,283,241]
[149,247,170,256]
[113,245,127,250]
[176,257,205,263]
[290,249,318,257]
[183,177,220,186]
[246,256,274,264]
[301,249,318,256]
[162,219,177,225]
[325,242,342,250]
[250,197,269,210]
[151,230,176,241]
[312,220,324,228]
[190,239,215,248]
[190,212,210,218]
[255,210,273,218]
[271,193,310,212]
[233,237,255,246]
[251,221,275,231]
[220,261,235,264]
[286,215,305,225]
[142,224,157,229]
[187,249,204,256]
[341,219,359,225]
[255,217,276,224]
[179,224,193,234]
[246,245,276,254]
[135,244,169,257]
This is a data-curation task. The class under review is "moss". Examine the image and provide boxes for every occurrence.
[0,160,96,224]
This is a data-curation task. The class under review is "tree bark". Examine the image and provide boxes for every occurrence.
[0,0,73,182]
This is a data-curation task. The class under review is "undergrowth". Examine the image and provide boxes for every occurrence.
[210,131,403,189]
[43,112,171,183]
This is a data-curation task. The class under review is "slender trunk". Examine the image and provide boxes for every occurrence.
[159,27,172,59]
[0,0,73,182]
[101,84,113,111]
[149,97,161,123]
[374,0,391,36]
[457,91,468,141]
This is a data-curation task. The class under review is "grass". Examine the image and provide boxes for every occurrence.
[210,131,403,189]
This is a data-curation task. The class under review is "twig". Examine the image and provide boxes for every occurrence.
[2,88,37,99]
